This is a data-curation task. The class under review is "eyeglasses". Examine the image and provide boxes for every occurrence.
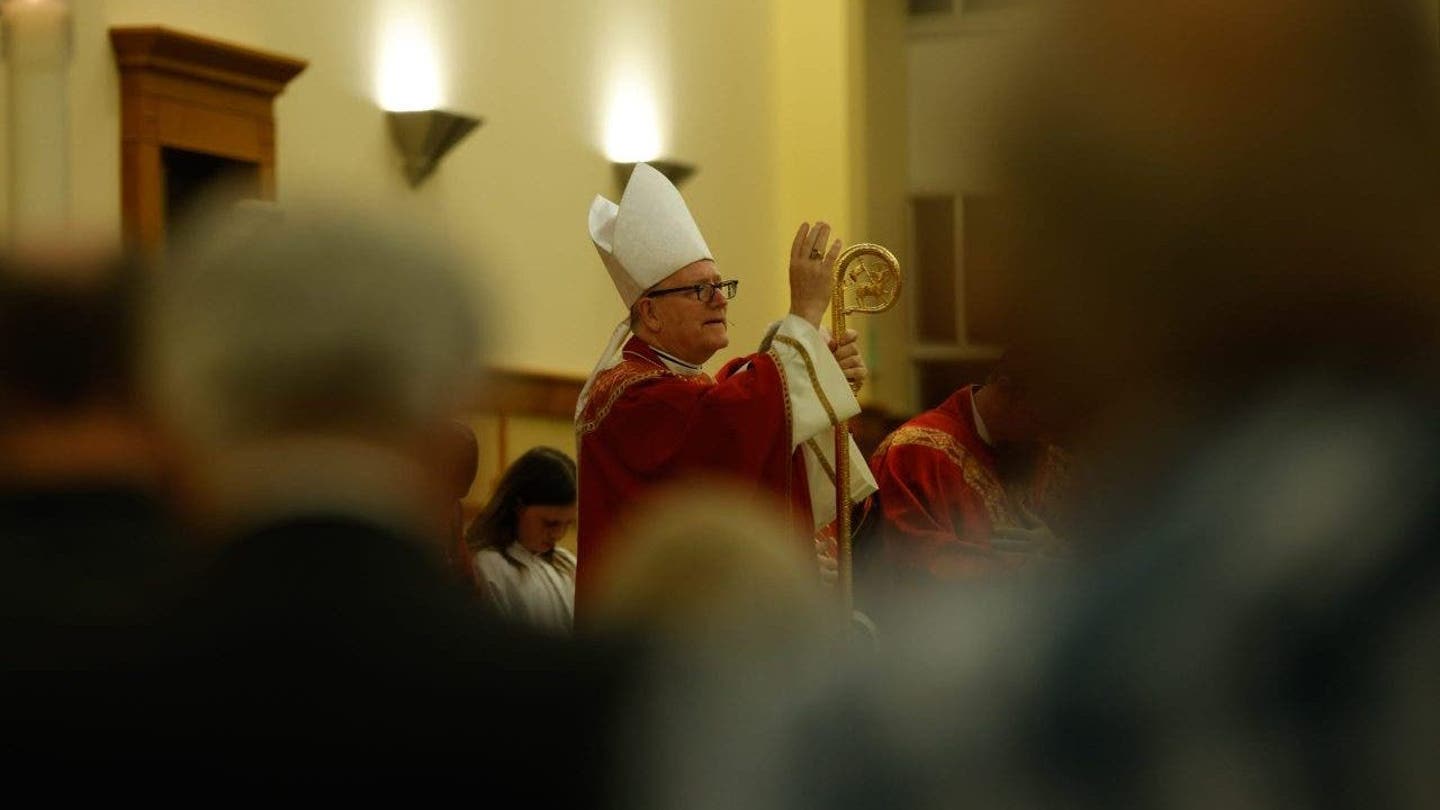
[645,279,739,303]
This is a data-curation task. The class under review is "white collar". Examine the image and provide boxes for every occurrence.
[970,385,995,448]
[505,540,572,568]
[506,540,544,563]
[637,340,704,377]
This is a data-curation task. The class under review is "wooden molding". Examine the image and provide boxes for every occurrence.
[110,26,307,95]
[110,26,307,253]
[470,368,586,421]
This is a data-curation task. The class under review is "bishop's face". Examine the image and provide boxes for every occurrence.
[644,259,730,365]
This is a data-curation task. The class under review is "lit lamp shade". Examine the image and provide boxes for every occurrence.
[387,109,482,186]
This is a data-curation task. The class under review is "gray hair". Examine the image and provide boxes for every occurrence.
[145,204,481,448]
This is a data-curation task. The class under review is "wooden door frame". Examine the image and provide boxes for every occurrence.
[109,26,306,253]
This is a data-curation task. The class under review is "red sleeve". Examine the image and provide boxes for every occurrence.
[872,443,1000,581]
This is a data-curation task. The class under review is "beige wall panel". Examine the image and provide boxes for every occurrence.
[503,414,577,469]
[772,0,853,263]
[464,412,504,510]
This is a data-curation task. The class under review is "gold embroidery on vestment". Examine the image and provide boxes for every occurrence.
[767,348,796,505]
[805,437,836,484]
[884,426,1014,524]
[770,335,840,427]
[575,365,667,437]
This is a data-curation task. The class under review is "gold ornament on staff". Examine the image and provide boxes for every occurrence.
[829,243,901,617]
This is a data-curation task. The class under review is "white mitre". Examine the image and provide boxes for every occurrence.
[578,164,714,420]
[588,163,713,308]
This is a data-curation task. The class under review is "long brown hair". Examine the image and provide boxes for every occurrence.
[466,446,577,572]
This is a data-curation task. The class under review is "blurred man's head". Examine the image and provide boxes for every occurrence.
[144,203,482,534]
[589,477,827,649]
[974,351,1062,447]
[0,248,159,485]
[0,249,142,422]
[996,0,1440,430]
[147,205,479,453]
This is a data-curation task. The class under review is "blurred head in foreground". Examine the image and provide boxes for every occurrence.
[997,0,1440,447]
[0,245,196,669]
[145,201,481,541]
[891,2,1440,808]
[634,4,1440,810]
[593,478,839,810]
[0,246,155,486]
[438,419,482,584]
[586,477,828,649]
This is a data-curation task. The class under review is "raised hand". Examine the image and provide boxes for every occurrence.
[789,221,841,327]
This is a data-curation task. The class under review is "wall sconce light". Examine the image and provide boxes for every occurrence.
[387,109,482,187]
[612,159,695,193]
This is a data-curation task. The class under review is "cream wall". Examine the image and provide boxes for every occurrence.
[853,0,911,413]
[772,0,855,256]
[772,0,912,414]
[45,0,812,380]
[4,0,908,441]
[56,0,896,383]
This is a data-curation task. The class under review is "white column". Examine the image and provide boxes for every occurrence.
[1,0,71,245]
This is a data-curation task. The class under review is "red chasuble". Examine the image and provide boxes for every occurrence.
[575,337,812,611]
[867,386,1068,581]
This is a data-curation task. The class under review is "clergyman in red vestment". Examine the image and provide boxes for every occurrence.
[575,164,876,611]
[865,367,1071,591]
